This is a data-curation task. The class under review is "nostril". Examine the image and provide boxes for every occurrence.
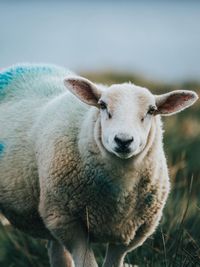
[127,136,134,144]
[114,136,122,145]
[124,136,134,146]
[114,135,134,147]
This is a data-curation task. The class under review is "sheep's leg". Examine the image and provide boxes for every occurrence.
[43,215,98,267]
[103,220,160,267]
[102,235,149,267]
[102,244,126,267]
[69,224,98,267]
[47,240,74,267]
[39,196,98,266]
[102,230,148,267]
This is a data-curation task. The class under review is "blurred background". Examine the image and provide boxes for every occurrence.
[0,1,200,267]
[0,0,200,82]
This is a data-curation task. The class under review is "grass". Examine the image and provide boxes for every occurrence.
[0,72,200,267]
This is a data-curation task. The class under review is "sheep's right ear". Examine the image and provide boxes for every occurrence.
[64,76,101,107]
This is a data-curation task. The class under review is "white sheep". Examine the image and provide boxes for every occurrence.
[0,64,198,267]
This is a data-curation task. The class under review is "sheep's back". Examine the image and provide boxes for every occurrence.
[0,63,71,102]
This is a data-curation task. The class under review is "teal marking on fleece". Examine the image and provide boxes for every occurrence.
[0,64,67,98]
[0,143,5,157]
[0,69,13,97]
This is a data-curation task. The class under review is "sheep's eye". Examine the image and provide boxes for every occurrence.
[147,105,157,115]
[108,112,112,119]
[99,100,107,110]
[98,100,112,119]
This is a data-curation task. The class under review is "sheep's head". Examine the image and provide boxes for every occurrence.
[64,76,198,159]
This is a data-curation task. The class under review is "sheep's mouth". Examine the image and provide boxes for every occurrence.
[113,150,134,159]
[115,146,131,154]
[112,146,141,159]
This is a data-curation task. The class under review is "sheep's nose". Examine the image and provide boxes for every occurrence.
[114,134,134,152]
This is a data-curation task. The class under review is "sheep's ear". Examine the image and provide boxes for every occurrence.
[64,76,101,106]
[155,90,198,116]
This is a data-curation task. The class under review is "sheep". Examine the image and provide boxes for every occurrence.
[0,63,198,267]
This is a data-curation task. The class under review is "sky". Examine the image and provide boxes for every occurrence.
[0,0,200,82]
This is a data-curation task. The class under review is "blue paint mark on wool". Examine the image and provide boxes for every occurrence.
[0,143,5,157]
[12,65,54,77]
[0,69,13,95]
[0,64,63,97]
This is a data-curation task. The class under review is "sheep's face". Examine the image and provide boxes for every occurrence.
[64,76,198,160]
[98,85,156,159]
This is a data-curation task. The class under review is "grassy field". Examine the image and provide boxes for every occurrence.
[0,72,200,267]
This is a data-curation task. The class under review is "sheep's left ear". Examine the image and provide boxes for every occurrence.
[155,90,198,116]
[64,76,101,107]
